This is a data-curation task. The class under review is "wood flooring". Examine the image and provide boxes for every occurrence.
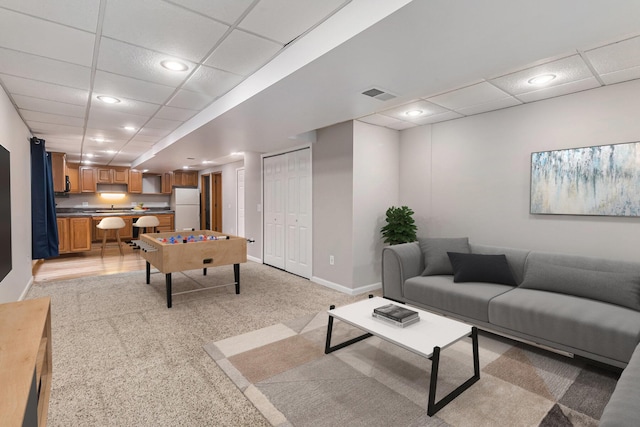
[33,243,146,282]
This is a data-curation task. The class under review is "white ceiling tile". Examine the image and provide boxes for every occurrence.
[183,65,243,99]
[413,111,464,125]
[516,77,601,103]
[91,95,160,116]
[13,95,86,117]
[102,0,228,62]
[145,117,183,131]
[166,88,214,110]
[111,151,143,164]
[0,74,88,106]
[598,67,640,85]
[357,114,405,127]
[386,121,416,131]
[45,139,82,152]
[167,0,254,24]
[585,36,640,82]
[97,38,196,87]
[239,0,347,44]
[0,48,90,89]
[490,55,594,96]
[0,8,95,66]
[427,82,512,110]
[381,100,450,122]
[455,97,522,116]
[28,121,84,137]
[138,127,172,138]
[93,71,175,105]
[205,30,282,76]
[0,0,100,32]
[155,106,198,121]
[130,134,159,144]
[21,110,85,127]
[87,109,149,130]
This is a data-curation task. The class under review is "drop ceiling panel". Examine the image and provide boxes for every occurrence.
[239,0,348,44]
[85,127,136,141]
[205,30,282,76]
[138,127,172,138]
[13,95,86,117]
[357,114,405,127]
[427,82,512,110]
[0,0,99,31]
[597,68,640,85]
[28,121,84,137]
[155,106,198,121]
[412,111,464,125]
[167,0,255,24]
[585,35,640,84]
[381,100,450,121]
[166,88,214,110]
[145,117,183,131]
[0,48,91,89]
[455,97,522,116]
[21,110,85,127]
[386,121,416,131]
[87,109,149,130]
[130,134,159,144]
[182,65,244,98]
[0,74,89,106]
[489,55,595,96]
[97,38,197,87]
[516,77,601,103]
[91,96,160,116]
[93,71,175,105]
[102,0,229,62]
[0,8,95,66]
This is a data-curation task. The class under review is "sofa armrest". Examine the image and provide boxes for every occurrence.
[382,242,423,301]
[600,343,640,426]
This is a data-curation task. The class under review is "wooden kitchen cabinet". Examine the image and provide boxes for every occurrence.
[96,167,129,184]
[66,163,80,193]
[156,214,174,232]
[129,169,143,193]
[50,152,66,192]
[0,297,52,427]
[162,172,173,194]
[57,217,91,254]
[79,166,97,192]
[57,217,69,253]
[93,217,133,242]
[173,170,197,187]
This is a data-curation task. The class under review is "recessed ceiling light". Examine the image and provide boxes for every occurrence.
[123,126,136,131]
[230,151,244,156]
[142,169,149,173]
[93,137,105,143]
[528,74,557,86]
[405,109,423,117]
[82,160,92,164]
[85,153,94,158]
[97,95,121,104]
[106,149,116,154]
[161,60,188,72]
[183,166,189,169]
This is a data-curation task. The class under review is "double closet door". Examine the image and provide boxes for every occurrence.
[263,148,311,278]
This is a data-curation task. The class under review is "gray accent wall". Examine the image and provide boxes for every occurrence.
[400,79,640,262]
[0,86,33,302]
[243,151,262,260]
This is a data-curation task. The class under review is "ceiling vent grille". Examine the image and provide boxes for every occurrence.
[362,87,397,101]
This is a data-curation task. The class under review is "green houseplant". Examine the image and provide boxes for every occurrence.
[380,206,417,245]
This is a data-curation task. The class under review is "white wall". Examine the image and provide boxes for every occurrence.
[353,121,399,287]
[400,79,640,261]
[0,87,33,303]
[243,151,262,260]
[199,160,243,235]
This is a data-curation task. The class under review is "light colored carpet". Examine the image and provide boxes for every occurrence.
[27,261,364,426]
[206,311,620,427]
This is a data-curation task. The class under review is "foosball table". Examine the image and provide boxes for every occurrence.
[132,230,247,308]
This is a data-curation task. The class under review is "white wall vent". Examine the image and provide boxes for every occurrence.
[361,87,397,101]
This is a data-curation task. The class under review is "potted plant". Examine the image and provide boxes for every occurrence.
[380,206,417,245]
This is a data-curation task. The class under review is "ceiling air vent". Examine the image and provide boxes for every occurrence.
[362,87,397,101]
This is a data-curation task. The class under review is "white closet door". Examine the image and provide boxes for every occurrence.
[236,168,245,237]
[285,149,312,278]
[263,155,285,269]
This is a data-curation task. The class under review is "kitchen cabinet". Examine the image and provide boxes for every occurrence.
[93,217,133,242]
[96,167,129,184]
[57,217,91,254]
[66,163,80,193]
[129,170,143,193]
[79,166,97,192]
[0,297,52,427]
[156,214,174,232]
[162,172,173,194]
[173,170,198,187]
[50,152,66,192]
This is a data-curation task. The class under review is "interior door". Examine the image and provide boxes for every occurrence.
[263,155,285,269]
[201,174,210,230]
[285,149,312,278]
[212,172,222,232]
[237,168,245,237]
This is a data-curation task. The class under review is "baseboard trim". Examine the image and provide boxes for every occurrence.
[19,276,34,301]
[247,255,262,263]
[311,276,381,296]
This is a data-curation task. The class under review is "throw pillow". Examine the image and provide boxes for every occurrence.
[447,252,517,286]
[520,260,640,311]
[419,237,470,276]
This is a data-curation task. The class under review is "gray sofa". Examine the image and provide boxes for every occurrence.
[382,238,640,425]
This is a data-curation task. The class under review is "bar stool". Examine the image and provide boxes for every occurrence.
[134,216,159,234]
[96,217,126,257]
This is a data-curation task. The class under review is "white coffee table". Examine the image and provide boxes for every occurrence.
[325,296,479,416]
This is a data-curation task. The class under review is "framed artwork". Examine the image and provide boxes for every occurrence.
[530,141,640,216]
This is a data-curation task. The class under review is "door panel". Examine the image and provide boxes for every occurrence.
[237,168,245,237]
[263,155,285,269]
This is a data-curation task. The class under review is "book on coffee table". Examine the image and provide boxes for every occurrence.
[373,304,419,323]
[372,312,420,327]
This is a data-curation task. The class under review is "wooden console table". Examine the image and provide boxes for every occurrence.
[0,297,52,426]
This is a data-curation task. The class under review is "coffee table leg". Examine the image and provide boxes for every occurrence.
[427,327,480,416]
[325,305,373,354]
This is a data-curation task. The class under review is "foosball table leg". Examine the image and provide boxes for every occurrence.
[234,263,240,294]
[203,268,207,276]
[166,273,172,308]
[146,261,151,285]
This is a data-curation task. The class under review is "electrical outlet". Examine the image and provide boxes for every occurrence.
[329,255,334,265]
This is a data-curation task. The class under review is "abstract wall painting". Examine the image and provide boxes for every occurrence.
[530,142,640,216]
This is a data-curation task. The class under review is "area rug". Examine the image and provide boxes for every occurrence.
[204,311,620,427]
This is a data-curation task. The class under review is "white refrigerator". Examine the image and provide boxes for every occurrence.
[170,188,200,231]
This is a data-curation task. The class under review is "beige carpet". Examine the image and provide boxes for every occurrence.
[206,311,620,427]
[27,261,364,426]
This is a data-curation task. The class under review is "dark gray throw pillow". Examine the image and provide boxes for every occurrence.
[419,237,470,276]
[447,252,517,286]
[520,260,640,311]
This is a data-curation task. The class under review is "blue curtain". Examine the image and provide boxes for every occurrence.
[31,137,59,259]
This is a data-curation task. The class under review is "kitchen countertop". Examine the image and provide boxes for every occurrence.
[56,209,174,218]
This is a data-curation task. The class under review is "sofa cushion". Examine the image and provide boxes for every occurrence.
[520,260,640,311]
[447,252,517,286]
[404,275,513,322]
[419,237,470,276]
[600,343,640,426]
[489,288,640,364]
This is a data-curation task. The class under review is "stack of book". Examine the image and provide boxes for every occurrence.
[372,303,420,327]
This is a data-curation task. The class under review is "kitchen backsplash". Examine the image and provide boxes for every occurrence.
[55,193,171,209]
